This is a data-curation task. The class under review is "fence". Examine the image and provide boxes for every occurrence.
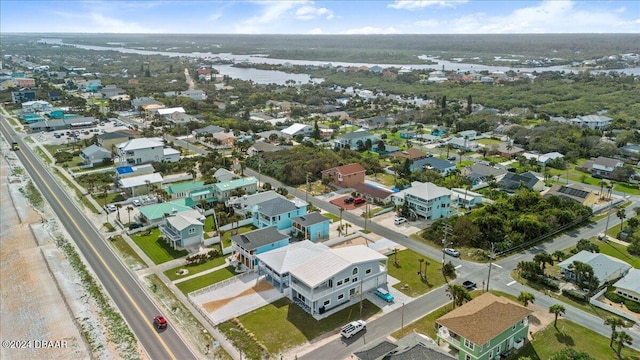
[589,288,639,322]
[218,218,253,231]
[188,270,256,298]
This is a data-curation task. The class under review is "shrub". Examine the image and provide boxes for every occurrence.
[624,299,640,313]
[605,291,624,304]
[536,275,561,291]
[562,289,588,302]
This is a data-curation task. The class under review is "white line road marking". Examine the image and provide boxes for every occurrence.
[492,263,503,269]
[507,281,516,286]
[455,265,462,269]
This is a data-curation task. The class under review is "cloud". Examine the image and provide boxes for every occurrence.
[412,0,640,33]
[295,5,334,20]
[388,0,468,10]
[344,26,401,34]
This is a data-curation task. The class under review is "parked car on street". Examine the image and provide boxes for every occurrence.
[374,287,394,302]
[443,248,460,257]
[105,204,117,213]
[132,199,141,207]
[462,280,477,290]
[340,320,366,338]
[129,222,144,230]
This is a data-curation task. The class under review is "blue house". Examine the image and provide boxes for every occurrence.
[333,131,378,150]
[252,197,308,230]
[231,226,290,270]
[291,212,331,241]
[411,157,457,175]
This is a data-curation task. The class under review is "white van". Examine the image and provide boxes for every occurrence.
[340,320,366,338]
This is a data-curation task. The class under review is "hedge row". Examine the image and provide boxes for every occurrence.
[562,289,588,302]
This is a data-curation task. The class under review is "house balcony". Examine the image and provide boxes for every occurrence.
[437,326,461,348]
[159,224,181,243]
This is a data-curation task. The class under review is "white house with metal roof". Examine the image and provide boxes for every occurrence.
[282,123,312,138]
[115,137,180,165]
[117,172,164,196]
[558,250,632,286]
[614,268,640,304]
[287,245,388,318]
[391,181,452,219]
[80,144,112,167]
[213,177,258,202]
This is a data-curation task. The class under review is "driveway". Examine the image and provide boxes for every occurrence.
[190,273,285,324]
[373,212,422,236]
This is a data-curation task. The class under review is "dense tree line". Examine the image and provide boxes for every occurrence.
[422,189,592,252]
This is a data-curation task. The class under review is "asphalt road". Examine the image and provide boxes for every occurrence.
[242,167,640,358]
[1,117,198,360]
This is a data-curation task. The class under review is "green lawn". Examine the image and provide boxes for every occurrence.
[476,138,502,146]
[370,173,396,187]
[130,228,188,264]
[221,226,255,248]
[238,298,380,355]
[598,240,640,268]
[387,249,449,297]
[614,183,640,195]
[108,235,147,269]
[323,213,340,222]
[163,255,229,281]
[515,319,640,360]
[175,266,236,294]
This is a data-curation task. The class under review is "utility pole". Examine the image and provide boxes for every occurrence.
[305,173,310,205]
[486,242,495,292]
[441,223,452,268]
[364,202,369,231]
[401,302,405,335]
[604,200,614,239]
[258,161,262,188]
[359,277,363,317]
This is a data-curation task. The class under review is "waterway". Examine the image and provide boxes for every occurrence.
[42,38,640,84]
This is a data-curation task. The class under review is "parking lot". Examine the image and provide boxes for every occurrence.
[33,119,135,146]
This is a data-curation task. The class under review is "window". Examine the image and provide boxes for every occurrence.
[365,268,372,275]
[512,324,516,330]
[349,288,356,295]
[489,350,493,359]
[464,338,474,350]
[328,279,333,288]
[465,355,471,360]
[338,294,344,300]
[337,280,343,286]
[353,277,358,282]
[352,268,359,275]
[188,228,196,234]
[344,277,350,284]
[323,300,330,306]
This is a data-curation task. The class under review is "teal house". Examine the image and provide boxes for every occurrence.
[436,293,532,360]
[138,200,196,224]
[159,210,205,249]
[291,212,331,241]
[252,197,308,230]
[166,181,216,204]
[231,226,290,270]
[214,177,258,202]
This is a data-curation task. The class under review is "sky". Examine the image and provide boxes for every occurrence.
[1,0,638,34]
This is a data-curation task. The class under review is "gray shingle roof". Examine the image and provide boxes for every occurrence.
[291,212,330,227]
[256,197,298,217]
[354,341,398,360]
[231,226,288,250]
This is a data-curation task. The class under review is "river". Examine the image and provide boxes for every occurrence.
[42,38,640,84]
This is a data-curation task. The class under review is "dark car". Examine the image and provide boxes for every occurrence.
[153,315,168,330]
[344,197,354,204]
[462,280,477,290]
[129,222,144,230]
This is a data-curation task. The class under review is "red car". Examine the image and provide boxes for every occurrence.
[353,197,366,205]
[153,315,168,330]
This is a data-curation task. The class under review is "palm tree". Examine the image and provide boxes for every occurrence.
[517,291,535,306]
[115,203,122,221]
[549,304,565,328]
[604,316,626,347]
[616,208,626,232]
[613,330,632,359]
[339,207,344,232]
[126,206,133,224]
[446,283,471,308]
[599,179,608,198]
[552,250,565,263]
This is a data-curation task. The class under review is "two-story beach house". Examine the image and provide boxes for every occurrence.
[115,137,180,165]
[321,163,367,188]
[291,212,331,241]
[231,226,290,270]
[436,293,533,360]
[333,131,378,150]
[391,181,452,220]
[159,210,205,249]
[252,197,308,230]
[214,177,258,202]
[166,181,216,205]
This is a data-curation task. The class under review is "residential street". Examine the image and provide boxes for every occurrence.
[243,167,640,358]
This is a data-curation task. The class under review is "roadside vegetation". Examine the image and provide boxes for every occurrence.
[130,228,188,264]
[19,180,44,210]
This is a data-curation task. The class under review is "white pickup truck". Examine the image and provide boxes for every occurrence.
[340,320,366,338]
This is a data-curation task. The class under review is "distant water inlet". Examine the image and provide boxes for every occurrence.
[202,280,273,312]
